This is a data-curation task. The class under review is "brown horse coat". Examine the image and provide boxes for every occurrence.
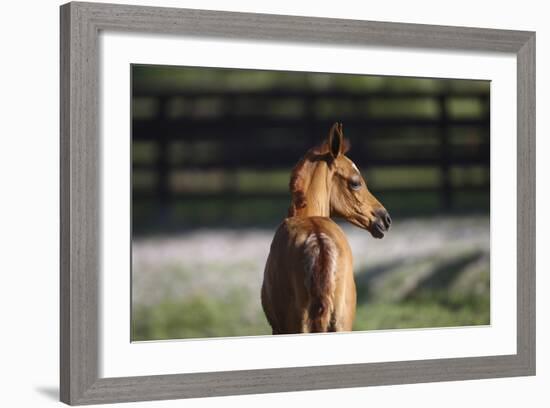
[261,123,391,334]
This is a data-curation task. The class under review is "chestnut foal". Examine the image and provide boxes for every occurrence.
[261,123,391,334]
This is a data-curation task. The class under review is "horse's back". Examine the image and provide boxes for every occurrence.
[265,217,351,280]
[261,216,355,333]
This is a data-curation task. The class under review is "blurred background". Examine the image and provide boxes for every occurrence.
[131,65,490,341]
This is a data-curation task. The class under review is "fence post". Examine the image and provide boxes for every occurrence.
[438,94,452,211]
[156,97,170,219]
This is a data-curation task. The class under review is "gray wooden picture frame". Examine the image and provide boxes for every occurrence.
[60,1,536,405]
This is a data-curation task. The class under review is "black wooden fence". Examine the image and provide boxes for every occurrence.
[132,89,490,231]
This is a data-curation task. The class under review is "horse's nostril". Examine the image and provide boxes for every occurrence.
[374,209,391,230]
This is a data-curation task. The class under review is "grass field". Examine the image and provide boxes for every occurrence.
[132,215,489,341]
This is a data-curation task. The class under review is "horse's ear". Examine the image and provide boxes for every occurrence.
[328,122,344,159]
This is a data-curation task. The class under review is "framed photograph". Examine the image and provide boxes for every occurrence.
[60,1,535,405]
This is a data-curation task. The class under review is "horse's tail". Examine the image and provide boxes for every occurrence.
[303,230,337,332]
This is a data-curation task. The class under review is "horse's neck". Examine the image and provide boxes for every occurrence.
[295,162,331,218]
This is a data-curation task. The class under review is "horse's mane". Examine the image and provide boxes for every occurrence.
[287,149,315,217]
[287,139,350,217]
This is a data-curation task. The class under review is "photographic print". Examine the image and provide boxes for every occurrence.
[60,5,535,403]
[131,65,490,341]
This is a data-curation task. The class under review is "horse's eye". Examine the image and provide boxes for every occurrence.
[349,178,362,191]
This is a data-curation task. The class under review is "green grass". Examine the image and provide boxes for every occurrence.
[132,65,489,94]
[353,294,490,331]
[132,289,271,341]
[132,289,489,341]
[132,236,490,341]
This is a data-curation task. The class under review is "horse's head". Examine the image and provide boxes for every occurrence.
[326,123,391,238]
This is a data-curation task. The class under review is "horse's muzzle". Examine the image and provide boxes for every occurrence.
[371,208,391,238]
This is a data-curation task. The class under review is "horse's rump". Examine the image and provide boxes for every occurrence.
[302,221,338,332]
